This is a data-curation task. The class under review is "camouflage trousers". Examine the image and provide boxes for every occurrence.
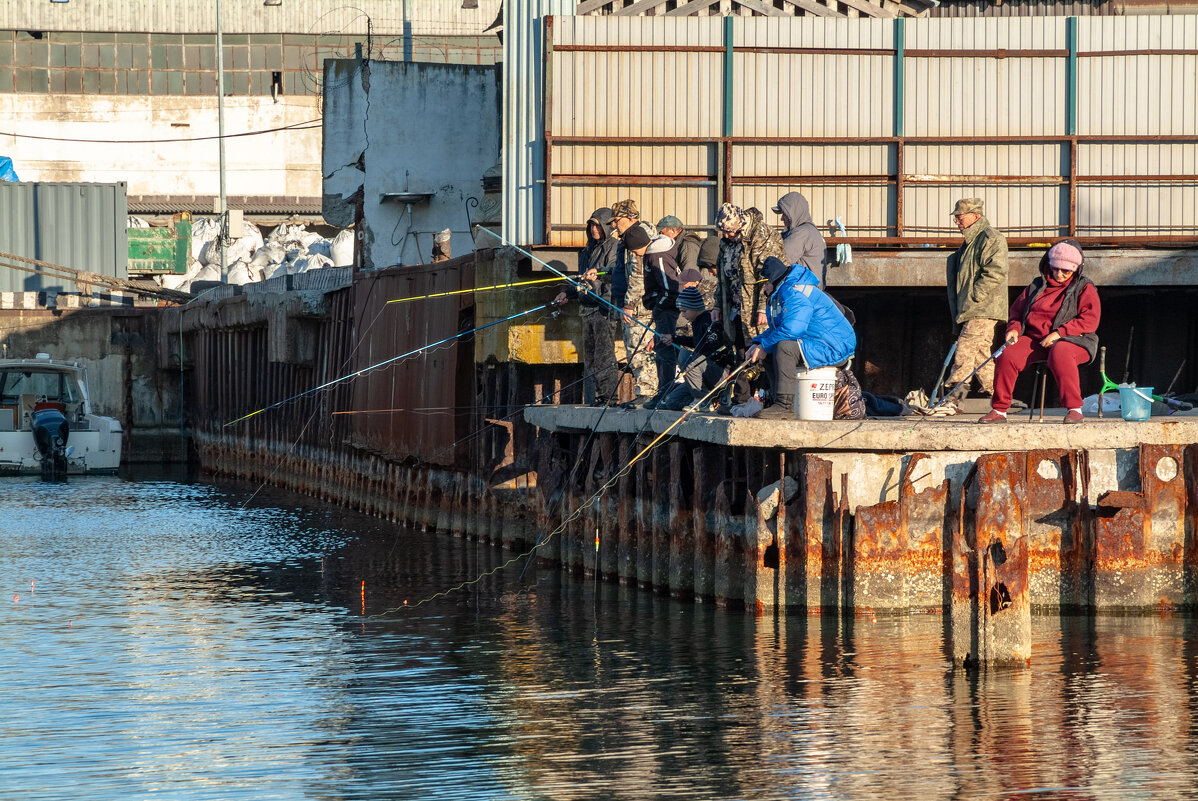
[947,318,1002,396]
[581,311,619,403]
[622,311,658,399]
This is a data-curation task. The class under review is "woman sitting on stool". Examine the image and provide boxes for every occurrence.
[979,239,1100,424]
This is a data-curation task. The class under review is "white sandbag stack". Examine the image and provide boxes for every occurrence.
[161,217,353,293]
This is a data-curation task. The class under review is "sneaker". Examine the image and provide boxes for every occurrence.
[1063,409,1083,424]
[642,395,661,410]
[978,410,1008,424]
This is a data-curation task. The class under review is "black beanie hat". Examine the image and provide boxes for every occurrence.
[622,225,652,251]
[761,256,791,285]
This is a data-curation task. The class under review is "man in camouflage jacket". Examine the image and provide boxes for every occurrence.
[712,203,786,350]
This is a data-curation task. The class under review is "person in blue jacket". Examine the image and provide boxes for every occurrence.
[747,256,857,419]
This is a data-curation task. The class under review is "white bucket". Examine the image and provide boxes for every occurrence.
[795,366,838,421]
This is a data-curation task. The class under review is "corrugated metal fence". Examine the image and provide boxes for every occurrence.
[0,181,128,293]
[544,14,1198,247]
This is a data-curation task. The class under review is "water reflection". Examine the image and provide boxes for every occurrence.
[1,476,1195,800]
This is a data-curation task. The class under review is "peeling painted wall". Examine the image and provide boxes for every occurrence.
[1,93,321,199]
[321,59,499,270]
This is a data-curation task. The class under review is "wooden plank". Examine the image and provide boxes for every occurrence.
[734,0,793,15]
[838,0,897,17]
[782,0,843,16]
[664,0,723,16]
[576,0,615,15]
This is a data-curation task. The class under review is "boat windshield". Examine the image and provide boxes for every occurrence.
[0,369,82,405]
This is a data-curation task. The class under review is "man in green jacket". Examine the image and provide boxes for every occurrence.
[945,198,1009,400]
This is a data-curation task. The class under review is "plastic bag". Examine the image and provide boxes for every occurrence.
[1080,393,1121,414]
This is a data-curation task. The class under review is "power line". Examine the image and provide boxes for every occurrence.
[0,119,321,145]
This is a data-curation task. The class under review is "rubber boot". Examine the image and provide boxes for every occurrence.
[758,394,795,419]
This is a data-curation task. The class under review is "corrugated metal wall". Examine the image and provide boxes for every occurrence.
[1,0,503,36]
[543,13,1198,248]
[0,181,128,293]
[503,0,575,249]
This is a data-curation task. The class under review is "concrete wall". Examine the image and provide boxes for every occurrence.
[322,59,499,269]
[0,308,185,462]
[2,0,504,35]
[1,93,321,199]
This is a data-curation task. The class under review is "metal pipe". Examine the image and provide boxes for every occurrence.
[1029,366,1040,421]
[1039,368,1047,423]
[216,0,227,284]
[1098,346,1106,418]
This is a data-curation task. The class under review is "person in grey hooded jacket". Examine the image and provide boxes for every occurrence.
[774,192,828,289]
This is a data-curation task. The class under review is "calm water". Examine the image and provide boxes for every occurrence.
[2,474,1196,800]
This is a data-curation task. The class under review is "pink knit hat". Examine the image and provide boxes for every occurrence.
[1047,242,1083,272]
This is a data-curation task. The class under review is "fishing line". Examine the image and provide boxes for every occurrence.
[898,344,1007,441]
[384,274,601,305]
[371,360,751,618]
[476,228,690,354]
[514,323,657,585]
[223,302,550,426]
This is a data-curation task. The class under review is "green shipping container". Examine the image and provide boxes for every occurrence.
[128,213,191,275]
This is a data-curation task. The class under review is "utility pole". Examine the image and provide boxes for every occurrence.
[402,0,412,61]
[216,0,228,283]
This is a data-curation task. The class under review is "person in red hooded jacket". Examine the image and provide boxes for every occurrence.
[979,239,1100,424]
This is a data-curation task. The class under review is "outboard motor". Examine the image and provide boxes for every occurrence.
[32,400,70,479]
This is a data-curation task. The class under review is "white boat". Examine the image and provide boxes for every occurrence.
[0,353,123,476]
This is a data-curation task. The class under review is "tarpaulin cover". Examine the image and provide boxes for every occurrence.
[0,157,18,182]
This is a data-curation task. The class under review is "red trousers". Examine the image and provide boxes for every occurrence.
[992,337,1090,412]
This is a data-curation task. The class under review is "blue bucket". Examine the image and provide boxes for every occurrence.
[1118,386,1153,421]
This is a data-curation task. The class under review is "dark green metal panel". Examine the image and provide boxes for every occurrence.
[723,15,733,138]
[128,214,192,275]
[894,17,905,138]
[1066,16,1078,136]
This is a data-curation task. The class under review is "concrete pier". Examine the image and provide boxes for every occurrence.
[522,405,1198,665]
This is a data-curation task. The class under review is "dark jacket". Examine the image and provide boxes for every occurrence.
[612,220,657,310]
[675,230,703,273]
[571,208,619,313]
[753,264,856,369]
[675,311,737,370]
[1007,239,1101,362]
[777,192,828,288]
[643,234,683,311]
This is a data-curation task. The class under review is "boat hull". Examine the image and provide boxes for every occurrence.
[0,419,122,475]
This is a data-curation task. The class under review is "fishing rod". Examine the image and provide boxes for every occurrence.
[928,342,957,407]
[898,344,1007,439]
[375,358,753,617]
[223,301,552,427]
[515,323,658,584]
[385,274,606,305]
[476,228,690,354]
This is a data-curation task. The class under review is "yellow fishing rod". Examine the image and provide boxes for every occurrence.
[385,273,606,305]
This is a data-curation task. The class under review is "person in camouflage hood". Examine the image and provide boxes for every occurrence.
[711,203,786,349]
[609,200,659,402]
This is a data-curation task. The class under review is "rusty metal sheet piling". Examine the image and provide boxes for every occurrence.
[952,453,1032,665]
[692,445,724,603]
[597,434,620,580]
[616,435,636,585]
[652,446,672,592]
[901,455,952,612]
[635,451,653,588]
[668,442,695,601]
[790,455,838,613]
[1024,449,1086,609]
[1142,444,1188,607]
